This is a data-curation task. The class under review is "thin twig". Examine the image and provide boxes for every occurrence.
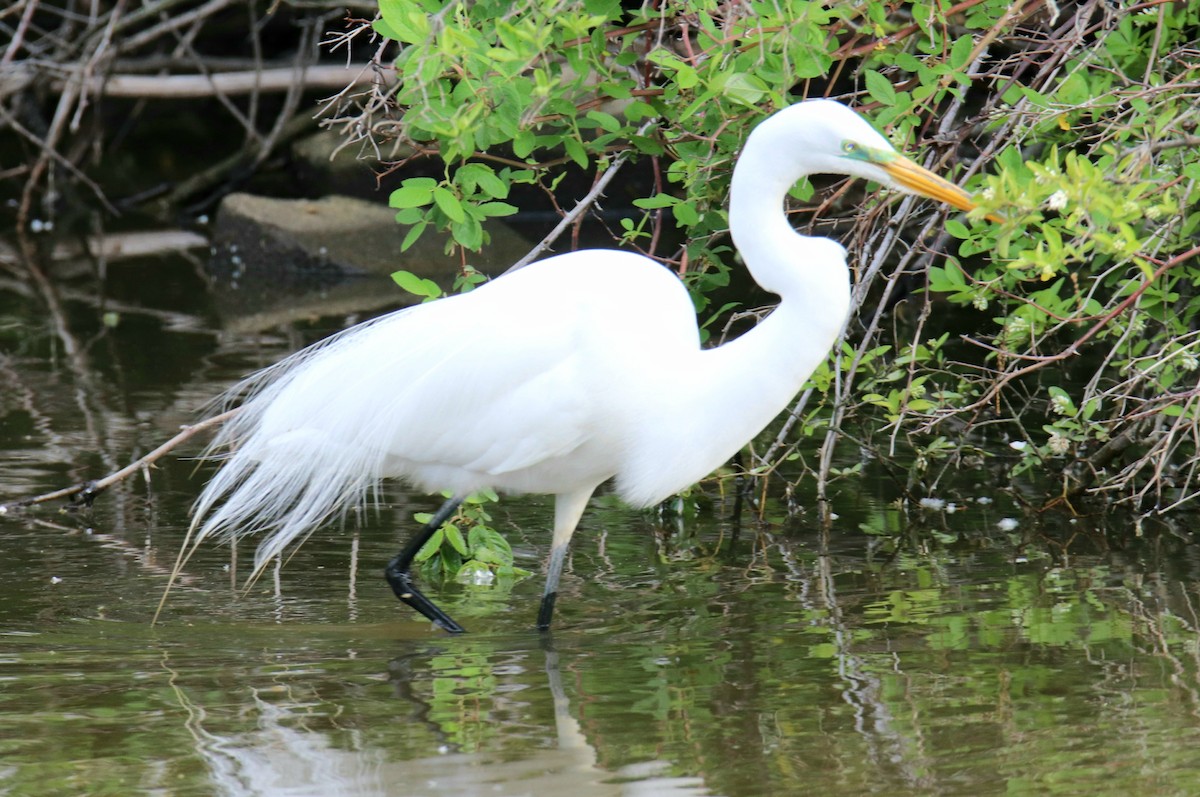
[0,409,239,512]
[505,119,658,273]
[949,244,1200,415]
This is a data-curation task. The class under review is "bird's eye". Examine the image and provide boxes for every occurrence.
[842,141,860,155]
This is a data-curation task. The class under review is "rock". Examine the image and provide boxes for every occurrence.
[207,193,531,332]
[291,132,440,200]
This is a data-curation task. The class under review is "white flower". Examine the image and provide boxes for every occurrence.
[1045,190,1068,211]
[919,497,946,510]
[1048,432,1071,455]
[997,517,1019,531]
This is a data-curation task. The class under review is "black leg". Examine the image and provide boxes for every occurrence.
[536,591,557,632]
[384,495,466,633]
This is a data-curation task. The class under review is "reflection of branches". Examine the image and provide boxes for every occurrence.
[775,537,935,788]
[20,514,198,585]
[1119,581,1200,719]
[0,409,237,511]
[0,231,233,513]
[0,351,69,465]
[15,254,128,483]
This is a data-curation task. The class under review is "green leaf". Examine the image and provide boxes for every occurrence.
[721,72,767,107]
[477,201,519,217]
[864,70,897,106]
[927,266,954,293]
[372,18,399,40]
[457,163,510,199]
[400,220,428,252]
[647,49,698,89]
[451,214,484,250]
[513,129,536,158]
[633,193,677,209]
[414,528,443,562]
[444,523,469,556]
[945,219,970,239]
[393,206,424,225]
[467,525,489,553]
[468,526,515,566]
[464,488,499,504]
[432,187,466,223]
[672,201,700,227]
[391,269,442,299]
[378,0,429,43]
[563,137,588,169]
[585,110,622,133]
[949,35,975,70]
[474,171,509,199]
[389,178,437,209]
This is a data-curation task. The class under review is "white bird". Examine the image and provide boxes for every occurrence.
[179,99,977,632]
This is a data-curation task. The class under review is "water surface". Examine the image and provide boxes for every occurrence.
[2,250,1199,796]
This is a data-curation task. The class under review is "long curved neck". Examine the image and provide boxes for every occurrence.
[722,141,852,386]
[689,252,849,471]
[619,151,852,507]
[686,158,852,476]
[729,151,813,296]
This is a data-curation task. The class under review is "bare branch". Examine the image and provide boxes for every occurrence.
[0,410,239,513]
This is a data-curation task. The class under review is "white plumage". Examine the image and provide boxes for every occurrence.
[182,99,977,631]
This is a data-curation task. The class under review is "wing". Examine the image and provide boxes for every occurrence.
[190,249,689,569]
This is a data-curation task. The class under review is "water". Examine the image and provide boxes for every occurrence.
[2,250,1200,796]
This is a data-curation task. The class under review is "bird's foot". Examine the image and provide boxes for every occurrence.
[385,555,466,634]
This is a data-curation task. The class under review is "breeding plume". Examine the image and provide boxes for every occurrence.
[181,100,977,632]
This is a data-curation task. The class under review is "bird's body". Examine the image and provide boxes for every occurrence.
[184,100,977,631]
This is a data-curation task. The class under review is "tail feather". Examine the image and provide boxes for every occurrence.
[187,312,408,577]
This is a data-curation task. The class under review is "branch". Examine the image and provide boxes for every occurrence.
[952,244,1200,414]
[0,63,375,99]
[505,120,658,274]
[0,409,239,513]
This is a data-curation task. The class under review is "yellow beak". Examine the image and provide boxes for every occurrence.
[881,155,978,213]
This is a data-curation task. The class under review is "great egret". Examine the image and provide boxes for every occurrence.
[182,99,977,632]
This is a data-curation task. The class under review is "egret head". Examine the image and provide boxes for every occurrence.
[745,99,978,213]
